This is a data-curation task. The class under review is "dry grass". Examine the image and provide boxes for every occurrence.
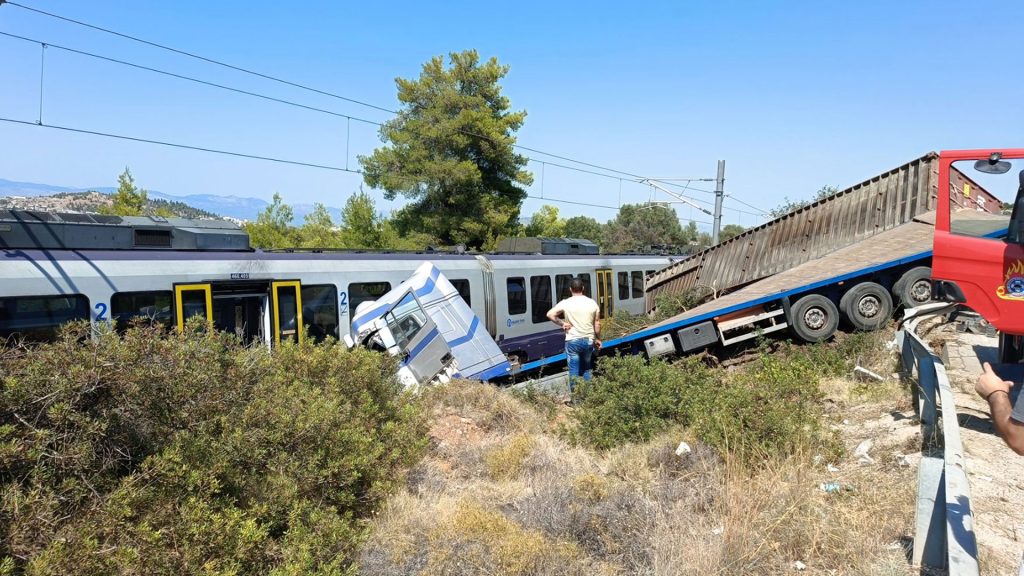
[358,373,915,576]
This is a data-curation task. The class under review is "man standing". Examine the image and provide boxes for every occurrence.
[546,278,602,392]
[976,361,1024,454]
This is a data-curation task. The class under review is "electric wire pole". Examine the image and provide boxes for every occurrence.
[712,160,725,244]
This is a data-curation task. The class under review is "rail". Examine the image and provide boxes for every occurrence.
[896,303,978,574]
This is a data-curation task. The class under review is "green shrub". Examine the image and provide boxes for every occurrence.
[566,351,838,462]
[1,321,426,575]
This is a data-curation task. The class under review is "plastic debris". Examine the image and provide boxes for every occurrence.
[854,365,884,382]
[819,481,842,493]
[793,560,807,571]
[711,526,724,535]
[826,463,840,473]
[675,441,692,456]
[854,439,875,464]
[895,454,910,467]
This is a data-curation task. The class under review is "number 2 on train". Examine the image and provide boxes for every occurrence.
[339,291,348,314]
[94,302,108,321]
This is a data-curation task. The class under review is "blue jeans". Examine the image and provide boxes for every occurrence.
[565,337,595,392]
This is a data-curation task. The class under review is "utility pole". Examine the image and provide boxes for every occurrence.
[712,160,725,244]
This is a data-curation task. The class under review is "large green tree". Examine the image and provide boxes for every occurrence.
[563,215,604,245]
[602,203,686,253]
[523,205,565,237]
[359,50,533,249]
[244,193,295,249]
[102,167,148,216]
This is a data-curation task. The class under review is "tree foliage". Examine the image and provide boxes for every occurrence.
[244,192,295,249]
[563,215,603,244]
[359,50,533,249]
[719,223,746,242]
[523,205,565,237]
[100,167,148,217]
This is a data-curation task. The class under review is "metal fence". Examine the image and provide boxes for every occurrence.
[897,304,978,574]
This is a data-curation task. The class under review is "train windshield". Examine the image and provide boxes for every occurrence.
[384,292,428,352]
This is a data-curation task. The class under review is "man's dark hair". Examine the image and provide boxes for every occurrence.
[569,278,584,293]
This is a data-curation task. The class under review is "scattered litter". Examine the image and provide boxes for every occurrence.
[711,526,724,535]
[819,481,842,493]
[842,419,850,425]
[826,463,840,473]
[854,439,875,464]
[854,365,884,382]
[895,454,910,468]
[675,441,692,456]
[813,453,822,465]
[975,475,993,482]
[793,560,807,571]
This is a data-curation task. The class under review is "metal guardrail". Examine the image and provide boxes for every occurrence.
[897,303,979,574]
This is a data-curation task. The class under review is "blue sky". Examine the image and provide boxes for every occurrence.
[1,1,1022,230]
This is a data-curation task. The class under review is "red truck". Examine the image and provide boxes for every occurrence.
[931,148,1024,362]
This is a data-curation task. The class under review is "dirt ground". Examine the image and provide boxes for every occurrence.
[940,328,1024,574]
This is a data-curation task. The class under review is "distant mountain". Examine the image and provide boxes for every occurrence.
[0,178,343,223]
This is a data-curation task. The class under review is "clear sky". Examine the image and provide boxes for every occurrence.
[1,1,1022,230]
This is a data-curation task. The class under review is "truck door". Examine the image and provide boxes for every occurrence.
[384,291,450,383]
[271,280,304,344]
[933,151,1024,334]
[596,268,614,318]
[174,283,212,330]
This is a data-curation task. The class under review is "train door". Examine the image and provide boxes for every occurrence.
[270,280,304,344]
[595,268,614,318]
[174,283,213,329]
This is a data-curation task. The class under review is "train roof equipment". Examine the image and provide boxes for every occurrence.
[496,237,599,255]
[0,209,249,251]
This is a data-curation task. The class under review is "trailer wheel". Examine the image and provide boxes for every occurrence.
[893,266,932,307]
[839,282,893,331]
[790,294,840,343]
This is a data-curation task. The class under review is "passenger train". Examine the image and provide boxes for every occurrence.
[0,211,674,365]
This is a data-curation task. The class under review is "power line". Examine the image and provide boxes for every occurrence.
[0,31,380,126]
[3,1,398,115]
[0,30,666,189]
[0,116,362,173]
[2,1,691,189]
[0,116,730,225]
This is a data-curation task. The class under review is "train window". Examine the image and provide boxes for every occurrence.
[632,271,644,299]
[385,292,428,352]
[578,274,592,297]
[618,272,630,300]
[349,282,391,318]
[556,273,593,299]
[111,291,173,331]
[530,276,553,324]
[507,277,527,315]
[301,284,339,343]
[0,294,90,342]
[450,279,472,307]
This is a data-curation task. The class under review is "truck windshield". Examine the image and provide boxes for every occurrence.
[949,159,1018,241]
[384,292,428,351]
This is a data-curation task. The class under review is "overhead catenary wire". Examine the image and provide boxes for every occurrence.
[2,1,776,211]
[0,2,696,190]
[0,116,662,217]
[0,2,759,224]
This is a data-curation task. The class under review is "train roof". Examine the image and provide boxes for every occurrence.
[0,210,249,251]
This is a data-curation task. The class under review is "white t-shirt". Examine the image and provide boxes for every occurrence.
[550,294,600,341]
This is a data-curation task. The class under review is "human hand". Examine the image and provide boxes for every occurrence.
[977,362,1013,400]
[562,322,572,332]
[594,339,602,350]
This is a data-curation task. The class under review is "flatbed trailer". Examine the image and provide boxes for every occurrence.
[518,211,1006,375]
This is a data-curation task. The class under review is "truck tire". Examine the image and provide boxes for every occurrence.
[839,282,893,331]
[893,266,932,308]
[790,294,840,343]
[998,332,1024,364]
